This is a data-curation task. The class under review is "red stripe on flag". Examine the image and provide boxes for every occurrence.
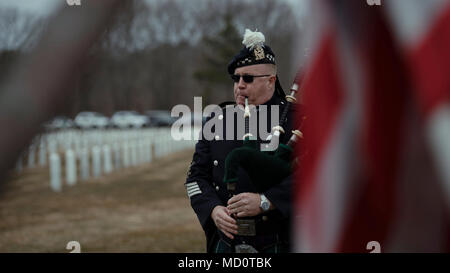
[335,9,409,252]
[296,30,345,247]
[409,5,450,118]
[298,31,344,200]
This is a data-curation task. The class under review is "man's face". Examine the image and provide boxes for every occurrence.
[233,64,276,106]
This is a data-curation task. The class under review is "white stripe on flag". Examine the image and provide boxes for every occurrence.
[386,0,449,47]
[427,105,450,202]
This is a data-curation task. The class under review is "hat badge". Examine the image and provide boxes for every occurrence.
[254,45,265,60]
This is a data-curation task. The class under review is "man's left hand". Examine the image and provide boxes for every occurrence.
[227,193,262,217]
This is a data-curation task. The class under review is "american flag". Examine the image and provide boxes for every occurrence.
[294,0,450,252]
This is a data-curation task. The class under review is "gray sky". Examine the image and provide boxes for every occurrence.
[0,0,305,18]
[0,0,306,50]
[0,0,62,17]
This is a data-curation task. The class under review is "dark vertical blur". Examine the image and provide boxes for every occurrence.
[0,0,122,182]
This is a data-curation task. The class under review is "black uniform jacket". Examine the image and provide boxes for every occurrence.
[185,93,299,252]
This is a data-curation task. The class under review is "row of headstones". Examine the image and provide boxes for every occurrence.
[16,128,176,170]
[14,128,196,192]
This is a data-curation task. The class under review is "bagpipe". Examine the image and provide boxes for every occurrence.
[223,73,304,195]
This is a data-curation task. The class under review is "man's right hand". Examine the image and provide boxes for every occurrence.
[211,206,238,240]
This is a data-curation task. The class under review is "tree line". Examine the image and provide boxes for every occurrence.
[0,0,300,118]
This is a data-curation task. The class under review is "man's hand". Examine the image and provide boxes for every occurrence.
[211,206,238,240]
[227,192,264,218]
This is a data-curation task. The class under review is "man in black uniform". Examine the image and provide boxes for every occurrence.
[185,29,297,253]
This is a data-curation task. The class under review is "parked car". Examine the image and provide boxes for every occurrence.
[145,110,177,127]
[43,116,75,131]
[110,110,149,129]
[74,111,109,129]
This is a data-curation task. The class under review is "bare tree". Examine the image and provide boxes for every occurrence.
[63,0,300,115]
[0,8,41,51]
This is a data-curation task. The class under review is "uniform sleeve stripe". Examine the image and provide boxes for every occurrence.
[185,182,199,188]
[186,184,199,190]
[186,182,202,198]
[187,190,202,198]
[187,187,201,195]
[186,184,200,190]
[188,189,201,195]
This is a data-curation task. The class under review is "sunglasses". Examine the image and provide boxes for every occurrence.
[230,74,272,83]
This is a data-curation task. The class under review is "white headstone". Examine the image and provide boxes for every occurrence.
[138,140,145,164]
[92,146,101,178]
[113,143,121,169]
[103,144,113,174]
[39,141,47,166]
[74,137,81,155]
[65,149,77,186]
[64,134,72,151]
[122,141,130,168]
[80,148,89,181]
[131,140,138,166]
[145,140,152,163]
[50,153,62,192]
[48,139,57,155]
[82,137,89,151]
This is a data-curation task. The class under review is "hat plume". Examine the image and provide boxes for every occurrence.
[242,29,265,50]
